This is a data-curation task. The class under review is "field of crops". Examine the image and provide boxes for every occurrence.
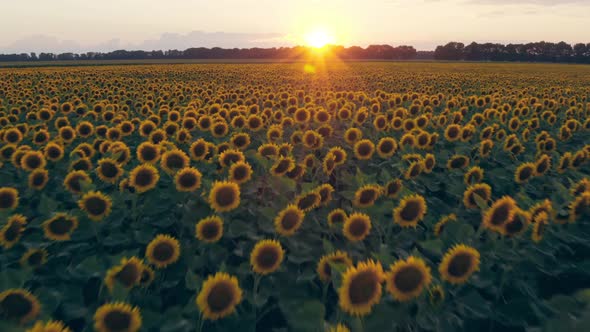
[1,62,590,332]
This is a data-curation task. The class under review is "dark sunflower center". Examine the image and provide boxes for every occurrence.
[490,202,511,226]
[67,175,84,192]
[298,194,318,210]
[469,188,489,206]
[401,201,421,221]
[215,186,236,207]
[359,190,377,205]
[207,282,235,313]
[379,141,393,153]
[101,162,119,178]
[330,213,345,224]
[104,310,131,331]
[201,221,220,239]
[519,166,532,180]
[85,197,107,216]
[153,243,174,262]
[25,156,41,169]
[424,158,434,169]
[4,223,21,242]
[450,157,465,168]
[165,154,185,169]
[134,169,154,187]
[141,147,157,161]
[281,211,300,230]
[0,192,16,209]
[178,173,197,188]
[357,143,372,156]
[232,166,248,180]
[505,218,524,235]
[192,144,206,157]
[447,253,473,277]
[348,218,368,237]
[116,263,140,287]
[394,266,423,293]
[27,251,44,266]
[48,217,73,235]
[387,183,401,196]
[256,247,279,269]
[1,293,32,319]
[32,173,46,186]
[348,271,379,305]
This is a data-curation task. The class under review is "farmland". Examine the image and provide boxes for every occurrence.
[1,62,590,332]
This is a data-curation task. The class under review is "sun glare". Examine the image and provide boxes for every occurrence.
[304,29,335,49]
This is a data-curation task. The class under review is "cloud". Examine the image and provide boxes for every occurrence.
[0,31,290,54]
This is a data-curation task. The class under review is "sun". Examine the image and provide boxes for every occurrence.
[304,29,335,49]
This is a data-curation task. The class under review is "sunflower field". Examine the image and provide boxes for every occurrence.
[1,62,590,332]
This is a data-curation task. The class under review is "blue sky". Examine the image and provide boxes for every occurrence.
[2,0,589,52]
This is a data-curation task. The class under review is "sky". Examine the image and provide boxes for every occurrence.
[1,0,589,53]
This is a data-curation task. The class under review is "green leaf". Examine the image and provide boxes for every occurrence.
[279,299,325,332]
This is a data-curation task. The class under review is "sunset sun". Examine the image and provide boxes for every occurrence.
[304,29,335,48]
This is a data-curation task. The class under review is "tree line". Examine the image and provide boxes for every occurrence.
[0,45,417,62]
[0,41,589,63]
[434,41,590,63]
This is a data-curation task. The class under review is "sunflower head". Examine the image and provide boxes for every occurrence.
[94,302,142,332]
[463,183,492,209]
[270,156,296,176]
[209,181,241,213]
[343,212,372,242]
[146,234,181,268]
[228,161,253,184]
[376,137,398,158]
[317,251,353,282]
[196,216,224,243]
[174,167,202,192]
[353,185,382,208]
[136,141,161,164]
[104,257,144,292]
[338,260,384,316]
[0,288,41,324]
[532,212,549,242]
[129,164,160,194]
[353,139,375,160]
[515,162,535,184]
[385,256,432,302]
[78,191,112,221]
[20,248,48,269]
[97,158,123,184]
[504,209,531,237]
[385,179,403,199]
[42,213,78,241]
[274,204,305,236]
[439,244,480,284]
[250,239,284,275]
[428,285,445,306]
[1,214,27,249]
[161,149,189,174]
[394,194,427,227]
[482,196,517,234]
[0,187,19,211]
[196,272,243,320]
[27,320,72,332]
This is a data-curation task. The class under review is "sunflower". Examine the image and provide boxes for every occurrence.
[196,272,243,320]
[159,148,189,174]
[385,256,432,302]
[479,139,494,157]
[428,285,445,306]
[570,178,590,197]
[444,124,461,142]
[189,139,210,161]
[78,191,112,221]
[42,213,78,241]
[0,214,27,249]
[447,155,469,170]
[145,234,181,268]
[529,199,554,221]
[94,302,141,332]
[439,245,480,284]
[423,154,436,173]
[139,265,155,287]
[129,164,160,193]
[316,184,335,206]
[230,133,251,150]
[196,216,224,243]
[327,209,347,227]
[504,209,531,237]
[514,162,535,184]
[433,214,457,237]
[385,179,403,198]
[343,212,372,242]
[270,156,296,176]
[136,141,160,164]
[393,195,427,228]
[532,212,549,243]
[97,158,123,184]
[328,147,347,165]
[27,320,72,332]
[250,239,284,275]
[174,167,202,192]
[376,137,398,158]
[353,185,382,208]
[20,248,48,269]
[218,149,245,168]
[0,288,41,324]
[326,324,350,332]
[26,168,48,190]
[482,196,517,234]
[69,157,92,172]
[104,257,144,292]
[464,166,484,185]
[338,260,384,316]
[322,154,337,175]
[274,204,305,236]
[228,161,253,184]
[21,151,46,171]
[63,170,91,194]
[317,251,353,282]
[44,142,64,161]
[463,183,492,209]
[209,181,241,212]
[344,128,362,145]
[295,191,321,212]
[404,161,423,180]
[569,192,590,223]
[353,139,375,160]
